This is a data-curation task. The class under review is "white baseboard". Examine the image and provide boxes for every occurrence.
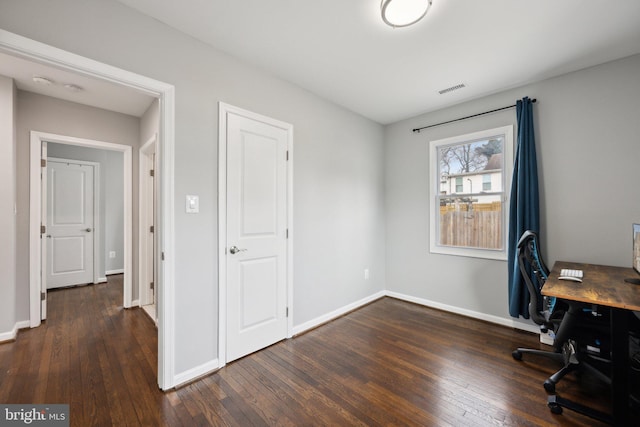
[173,359,220,388]
[292,290,386,336]
[106,269,124,275]
[175,290,535,387]
[385,291,540,334]
[97,277,108,283]
[0,320,31,343]
[131,299,140,307]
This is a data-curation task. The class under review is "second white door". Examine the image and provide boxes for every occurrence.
[46,160,95,289]
[226,110,289,362]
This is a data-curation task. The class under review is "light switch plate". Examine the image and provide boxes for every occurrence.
[185,195,199,213]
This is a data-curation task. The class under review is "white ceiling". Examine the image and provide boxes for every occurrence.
[0,51,155,117]
[115,0,640,124]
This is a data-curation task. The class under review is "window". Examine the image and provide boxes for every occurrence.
[482,174,491,191]
[429,125,513,260]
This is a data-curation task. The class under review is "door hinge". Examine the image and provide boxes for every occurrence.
[41,292,46,301]
[150,169,154,177]
[41,159,46,167]
[150,225,154,233]
[161,252,165,261]
[150,282,154,290]
[286,307,289,317]
[286,151,289,161]
[40,224,46,234]
[286,229,289,239]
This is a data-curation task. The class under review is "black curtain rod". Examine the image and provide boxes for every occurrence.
[412,98,537,133]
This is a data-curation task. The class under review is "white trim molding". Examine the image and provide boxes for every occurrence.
[292,290,539,337]
[173,359,220,389]
[385,291,540,334]
[0,321,31,343]
[106,269,125,276]
[292,291,386,336]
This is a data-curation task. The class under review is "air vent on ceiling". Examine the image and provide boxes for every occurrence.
[438,83,466,95]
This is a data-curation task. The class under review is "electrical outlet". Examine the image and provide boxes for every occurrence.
[364,268,370,280]
[109,251,116,259]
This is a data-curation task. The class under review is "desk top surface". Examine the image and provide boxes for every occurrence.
[543,261,640,311]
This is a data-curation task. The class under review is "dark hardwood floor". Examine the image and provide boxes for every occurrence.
[0,276,614,426]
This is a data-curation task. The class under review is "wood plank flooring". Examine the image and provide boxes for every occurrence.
[0,275,615,426]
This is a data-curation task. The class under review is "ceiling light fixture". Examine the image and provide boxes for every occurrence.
[63,84,83,93]
[381,0,432,28]
[32,76,54,85]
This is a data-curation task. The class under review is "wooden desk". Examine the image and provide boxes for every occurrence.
[543,261,640,426]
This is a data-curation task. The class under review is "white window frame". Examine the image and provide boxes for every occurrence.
[429,125,514,260]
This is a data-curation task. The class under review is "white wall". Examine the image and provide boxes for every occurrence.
[0,0,386,377]
[0,75,17,339]
[385,54,640,328]
[15,91,140,319]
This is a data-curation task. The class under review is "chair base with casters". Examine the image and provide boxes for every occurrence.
[512,340,579,393]
[547,395,613,424]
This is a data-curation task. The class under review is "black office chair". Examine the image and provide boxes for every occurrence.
[512,231,613,422]
[511,231,610,393]
[511,230,576,392]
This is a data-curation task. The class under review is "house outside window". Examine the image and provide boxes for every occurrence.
[429,125,513,260]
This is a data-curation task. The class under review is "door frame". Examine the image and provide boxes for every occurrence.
[31,134,129,314]
[139,133,157,309]
[217,102,294,367]
[2,28,177,390]
[47,156,101,287]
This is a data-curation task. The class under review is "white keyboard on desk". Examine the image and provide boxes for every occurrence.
[559,269,583,282]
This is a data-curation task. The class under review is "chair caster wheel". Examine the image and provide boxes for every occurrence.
[544,380,556,393]
[548,402,563,415]
[512,350,522,361]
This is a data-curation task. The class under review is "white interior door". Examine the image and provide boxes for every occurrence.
[46,160,95,289]
[139,137,157,312]
[40,142,48,319]
[226,111,288,362]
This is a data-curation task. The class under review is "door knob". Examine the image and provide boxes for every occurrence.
[229,246,247,254]
[85,228,92,232]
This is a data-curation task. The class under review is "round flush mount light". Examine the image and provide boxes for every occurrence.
[32,76,54,85]
[381,0,432,28]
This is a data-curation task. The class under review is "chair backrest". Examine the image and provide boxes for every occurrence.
[517,230,550,325]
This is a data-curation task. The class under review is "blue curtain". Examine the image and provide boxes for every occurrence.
[508,97,539,318]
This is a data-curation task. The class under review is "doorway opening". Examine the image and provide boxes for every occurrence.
[2,28,177,390]
[30,132,133,320]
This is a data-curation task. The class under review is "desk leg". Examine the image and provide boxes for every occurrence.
[610,308,629,426]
